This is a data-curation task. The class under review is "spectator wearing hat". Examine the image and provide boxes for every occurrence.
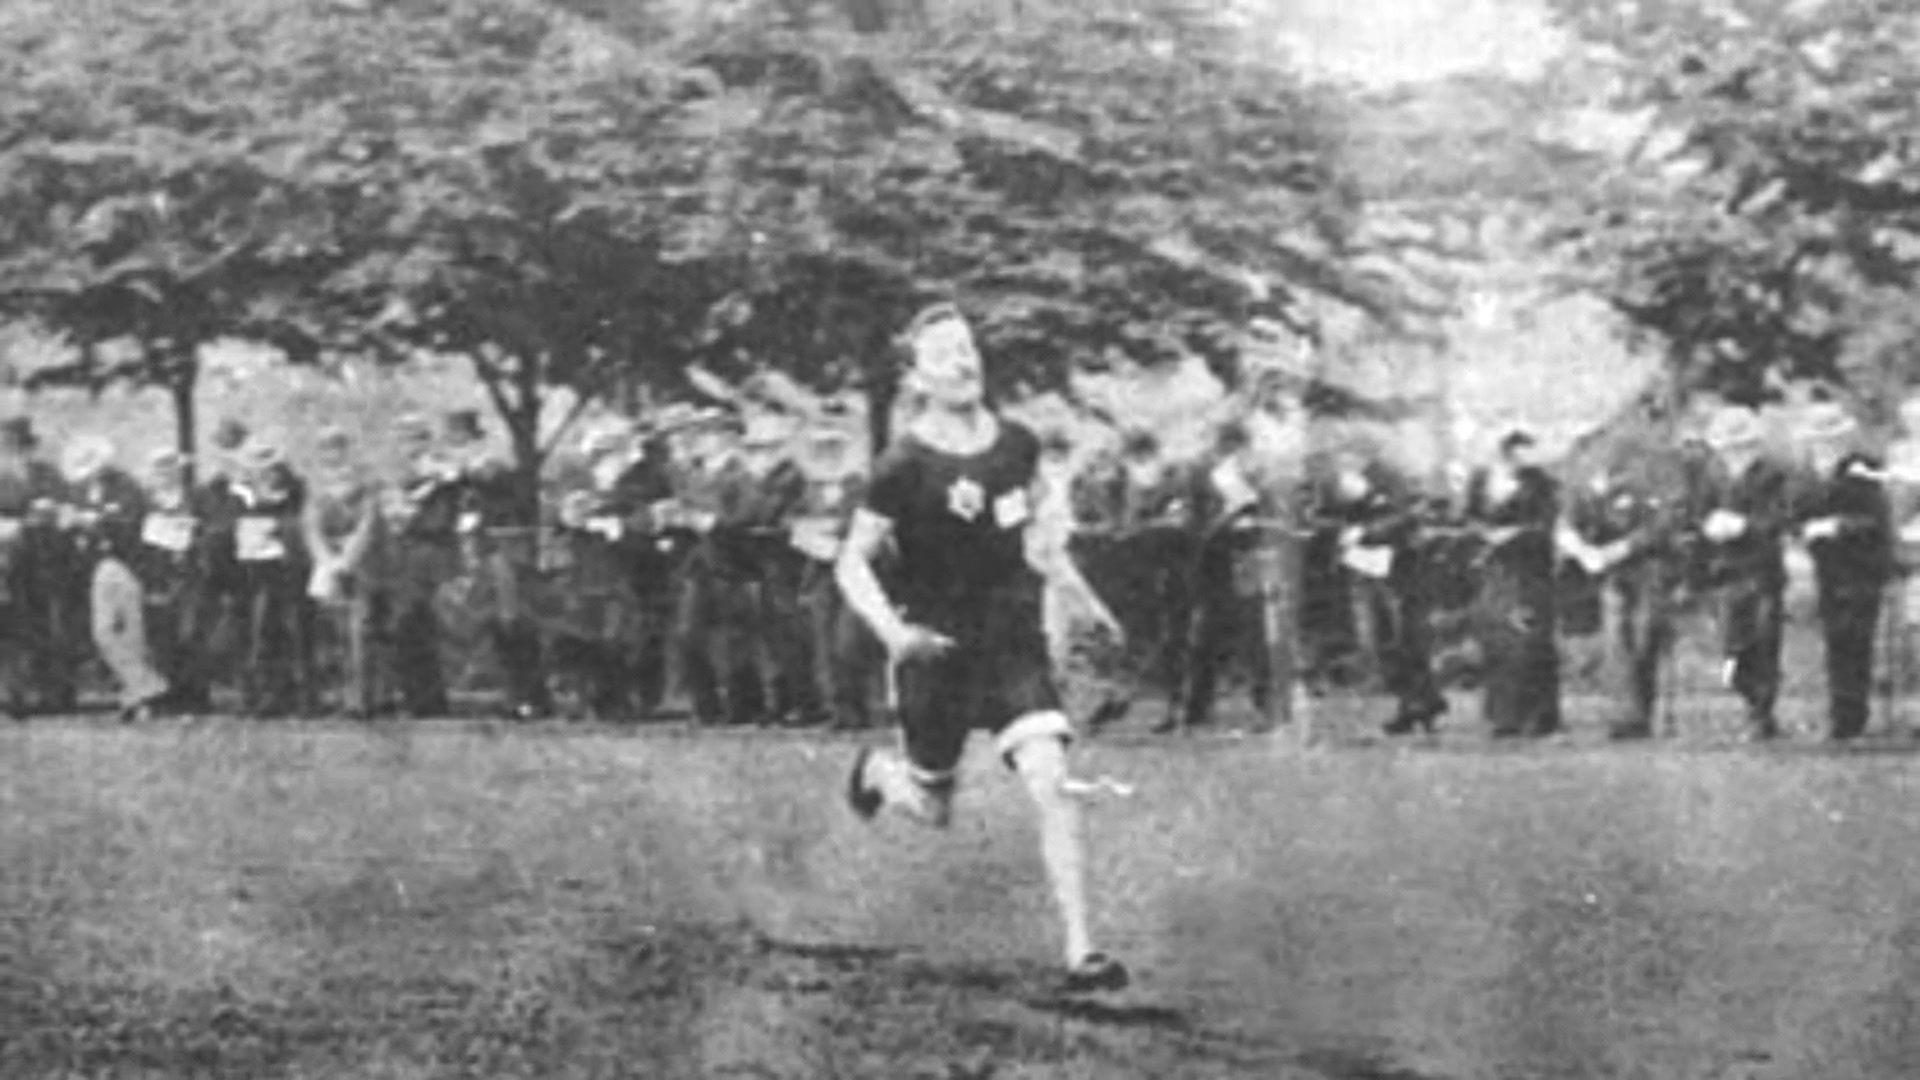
[1108,429,1203,712]
[789,422,881,728]
[1793,403,1892,741]
[233,439,314,717]
[0,417,79,715]
[1557,427,1711,741]
[542,418,657,720]
[380,412,461,717]
[664,410,735,725]
[1884,394,1920,694]
[1696,405,1795,740]
[132,448,217,714]
[1314,447,1449,736]
[1297,452,1363,697]
[62,435,170,721]
[302,426,388,718]
[1168,418,1284,732]
[1464,428,1563,738]
[190,416,259,691]
[446,408,550,720]
[708,410,812,725]
[611,419,687,716]
[0,419,36,714]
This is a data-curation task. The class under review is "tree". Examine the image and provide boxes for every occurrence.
[297,0,742,521]
[0,0,732,506]
[1543,0,1920,407]
[0,0,352,480]
[568,0,1401,447]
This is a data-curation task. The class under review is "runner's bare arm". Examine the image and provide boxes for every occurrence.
[836,507,911,647]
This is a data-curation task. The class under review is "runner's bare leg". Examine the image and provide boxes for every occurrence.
[1007,730,1093,966]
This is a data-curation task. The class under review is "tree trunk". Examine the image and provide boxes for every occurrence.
[511,353,545,533]
[170,354,198,490]
[472,349,547,543]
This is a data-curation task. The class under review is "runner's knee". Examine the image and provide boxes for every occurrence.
[1000,710,1073,797]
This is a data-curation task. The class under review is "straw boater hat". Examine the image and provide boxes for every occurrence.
[648,403,701,435]
[578,419,631,460]
[147,448,188,477]
[741,411,796,449]
[687,406,741,435]
[1797,402,1858,445]
[243,441,286,473]
[394,411,433,442]
[1703,406,1764,452]
[60,435,115,484]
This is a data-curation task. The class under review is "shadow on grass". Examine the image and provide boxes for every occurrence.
[1293,1046,1458,1080]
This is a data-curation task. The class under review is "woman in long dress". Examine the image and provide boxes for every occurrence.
[1466,429,1563,738]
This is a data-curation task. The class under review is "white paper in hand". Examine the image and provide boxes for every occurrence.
[1340,543,1393,579]
[789,518,841,562]
[141,513,195,553]
[236,516,286,562]
[1705,509,1745,541]
[308,562,345,603]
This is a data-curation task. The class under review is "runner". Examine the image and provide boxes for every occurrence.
[837,301,1129,994]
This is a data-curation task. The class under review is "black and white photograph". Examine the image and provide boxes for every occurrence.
[5,1,1920,1077]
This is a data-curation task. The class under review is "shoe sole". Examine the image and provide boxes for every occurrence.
[1061,970,1130,995]
[1060,957,1130,994]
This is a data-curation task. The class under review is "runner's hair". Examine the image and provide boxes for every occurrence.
[893,302,967,367]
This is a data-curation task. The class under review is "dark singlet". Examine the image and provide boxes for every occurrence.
[866,418,1040,608]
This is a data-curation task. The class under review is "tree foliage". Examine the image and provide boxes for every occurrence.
[1544,0,1920,408]
[566,0,1399,434]
[290,0,734,513]
[0,0,354,468]
[0,0,1408,476]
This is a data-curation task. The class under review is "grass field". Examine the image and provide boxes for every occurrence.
[7,695,1920,1080]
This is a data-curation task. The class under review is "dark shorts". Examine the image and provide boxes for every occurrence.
[895,578,1065,777]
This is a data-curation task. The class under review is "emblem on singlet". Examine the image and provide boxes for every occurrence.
[947,476,985,522]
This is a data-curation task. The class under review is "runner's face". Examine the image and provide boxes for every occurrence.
[911,319,983,409]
